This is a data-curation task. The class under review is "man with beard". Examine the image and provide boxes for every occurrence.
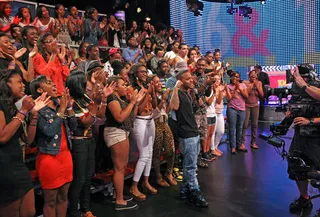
[170,68,209,208]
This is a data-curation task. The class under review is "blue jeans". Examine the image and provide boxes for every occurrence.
[179,136,200,190]
[227,108,246,149]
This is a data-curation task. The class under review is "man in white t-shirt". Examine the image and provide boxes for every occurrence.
[104,48,122,77]
[164,41,180,68]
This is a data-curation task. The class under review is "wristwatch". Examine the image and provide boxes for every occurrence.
[309,118,314,126]
[302,84,310,91]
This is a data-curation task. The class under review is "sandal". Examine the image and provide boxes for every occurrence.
[130,189,146,201]
[142,183,157,195]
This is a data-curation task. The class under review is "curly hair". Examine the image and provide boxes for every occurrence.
[0,69,21,116]
[128,63,148,90]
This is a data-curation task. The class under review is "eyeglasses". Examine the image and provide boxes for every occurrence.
[137,70,147,74]
[43,39,54,43]
[44,80,53,85]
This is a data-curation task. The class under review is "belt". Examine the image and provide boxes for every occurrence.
[71,136,92,140]
[136,116,153,121]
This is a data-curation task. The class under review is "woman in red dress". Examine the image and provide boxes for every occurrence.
[30,75,77,217]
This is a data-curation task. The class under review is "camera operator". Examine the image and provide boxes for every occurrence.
[292,66,320,101]
[287,66,320,216]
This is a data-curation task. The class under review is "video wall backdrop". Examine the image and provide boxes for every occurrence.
[170,0,320,84]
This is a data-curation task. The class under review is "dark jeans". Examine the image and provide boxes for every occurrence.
[227,108,246,149]
[68,138,96,217]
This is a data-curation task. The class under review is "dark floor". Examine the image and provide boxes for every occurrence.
[89,122,320,217]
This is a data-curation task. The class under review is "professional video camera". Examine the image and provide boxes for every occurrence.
[264,64,320,136]
[260,64,320,184]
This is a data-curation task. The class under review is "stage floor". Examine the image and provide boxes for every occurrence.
[89,122,320,217]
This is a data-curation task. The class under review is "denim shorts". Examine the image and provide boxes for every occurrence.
[207,116,216,126]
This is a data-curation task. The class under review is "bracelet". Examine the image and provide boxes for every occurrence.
[89,112,97,118]
[67,107,73,111]
[13,116,24,123]
[56,112,66,119]
[100,102,107,107]
[18,110,28,118]
[9,62,15,67]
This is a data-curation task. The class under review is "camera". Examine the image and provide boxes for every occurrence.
[259,64,320,182]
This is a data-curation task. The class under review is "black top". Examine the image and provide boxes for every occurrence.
[105,94,135,132]
[176,90,199,138]
[258,71,270,86]
[72,97,93,137]
[0,102,33,204]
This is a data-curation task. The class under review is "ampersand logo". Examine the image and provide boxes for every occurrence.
[232,8,271,57]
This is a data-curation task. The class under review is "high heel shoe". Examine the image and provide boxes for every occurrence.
[130,189,146,201]
[142,183,158,195]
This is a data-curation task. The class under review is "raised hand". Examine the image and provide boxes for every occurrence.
[148,81,154,94]
[291,67,306,88]
[13,16,22,25]
[21,96,35,113]
[59,89,69,111]
[102,81,116,98]
[58,44,66,61]
[129,89,138,105]
[32,92,51,112]
[29,44,38,58]
[175,80,183,89]
[91,69,104,84]
[51,40,59,55]
[162,88,171,101]
[14,48,27,59]
[199,98,204,106]
[136,89,147,105]
[225,62,231,68]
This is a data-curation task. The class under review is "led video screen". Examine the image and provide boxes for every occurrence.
[170,0,320,84]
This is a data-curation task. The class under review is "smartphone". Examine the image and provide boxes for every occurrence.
[15,95,27,110]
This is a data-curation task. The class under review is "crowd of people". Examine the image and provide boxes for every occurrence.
[0,2,272,217]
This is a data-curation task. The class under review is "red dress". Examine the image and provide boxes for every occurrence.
[36,124,73,189]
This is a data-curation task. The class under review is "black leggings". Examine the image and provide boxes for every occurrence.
[68,138,96,217]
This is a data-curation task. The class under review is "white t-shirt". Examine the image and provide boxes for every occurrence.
[104,61,114,77]
[164,51,177,60]
[206,90,216,117]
